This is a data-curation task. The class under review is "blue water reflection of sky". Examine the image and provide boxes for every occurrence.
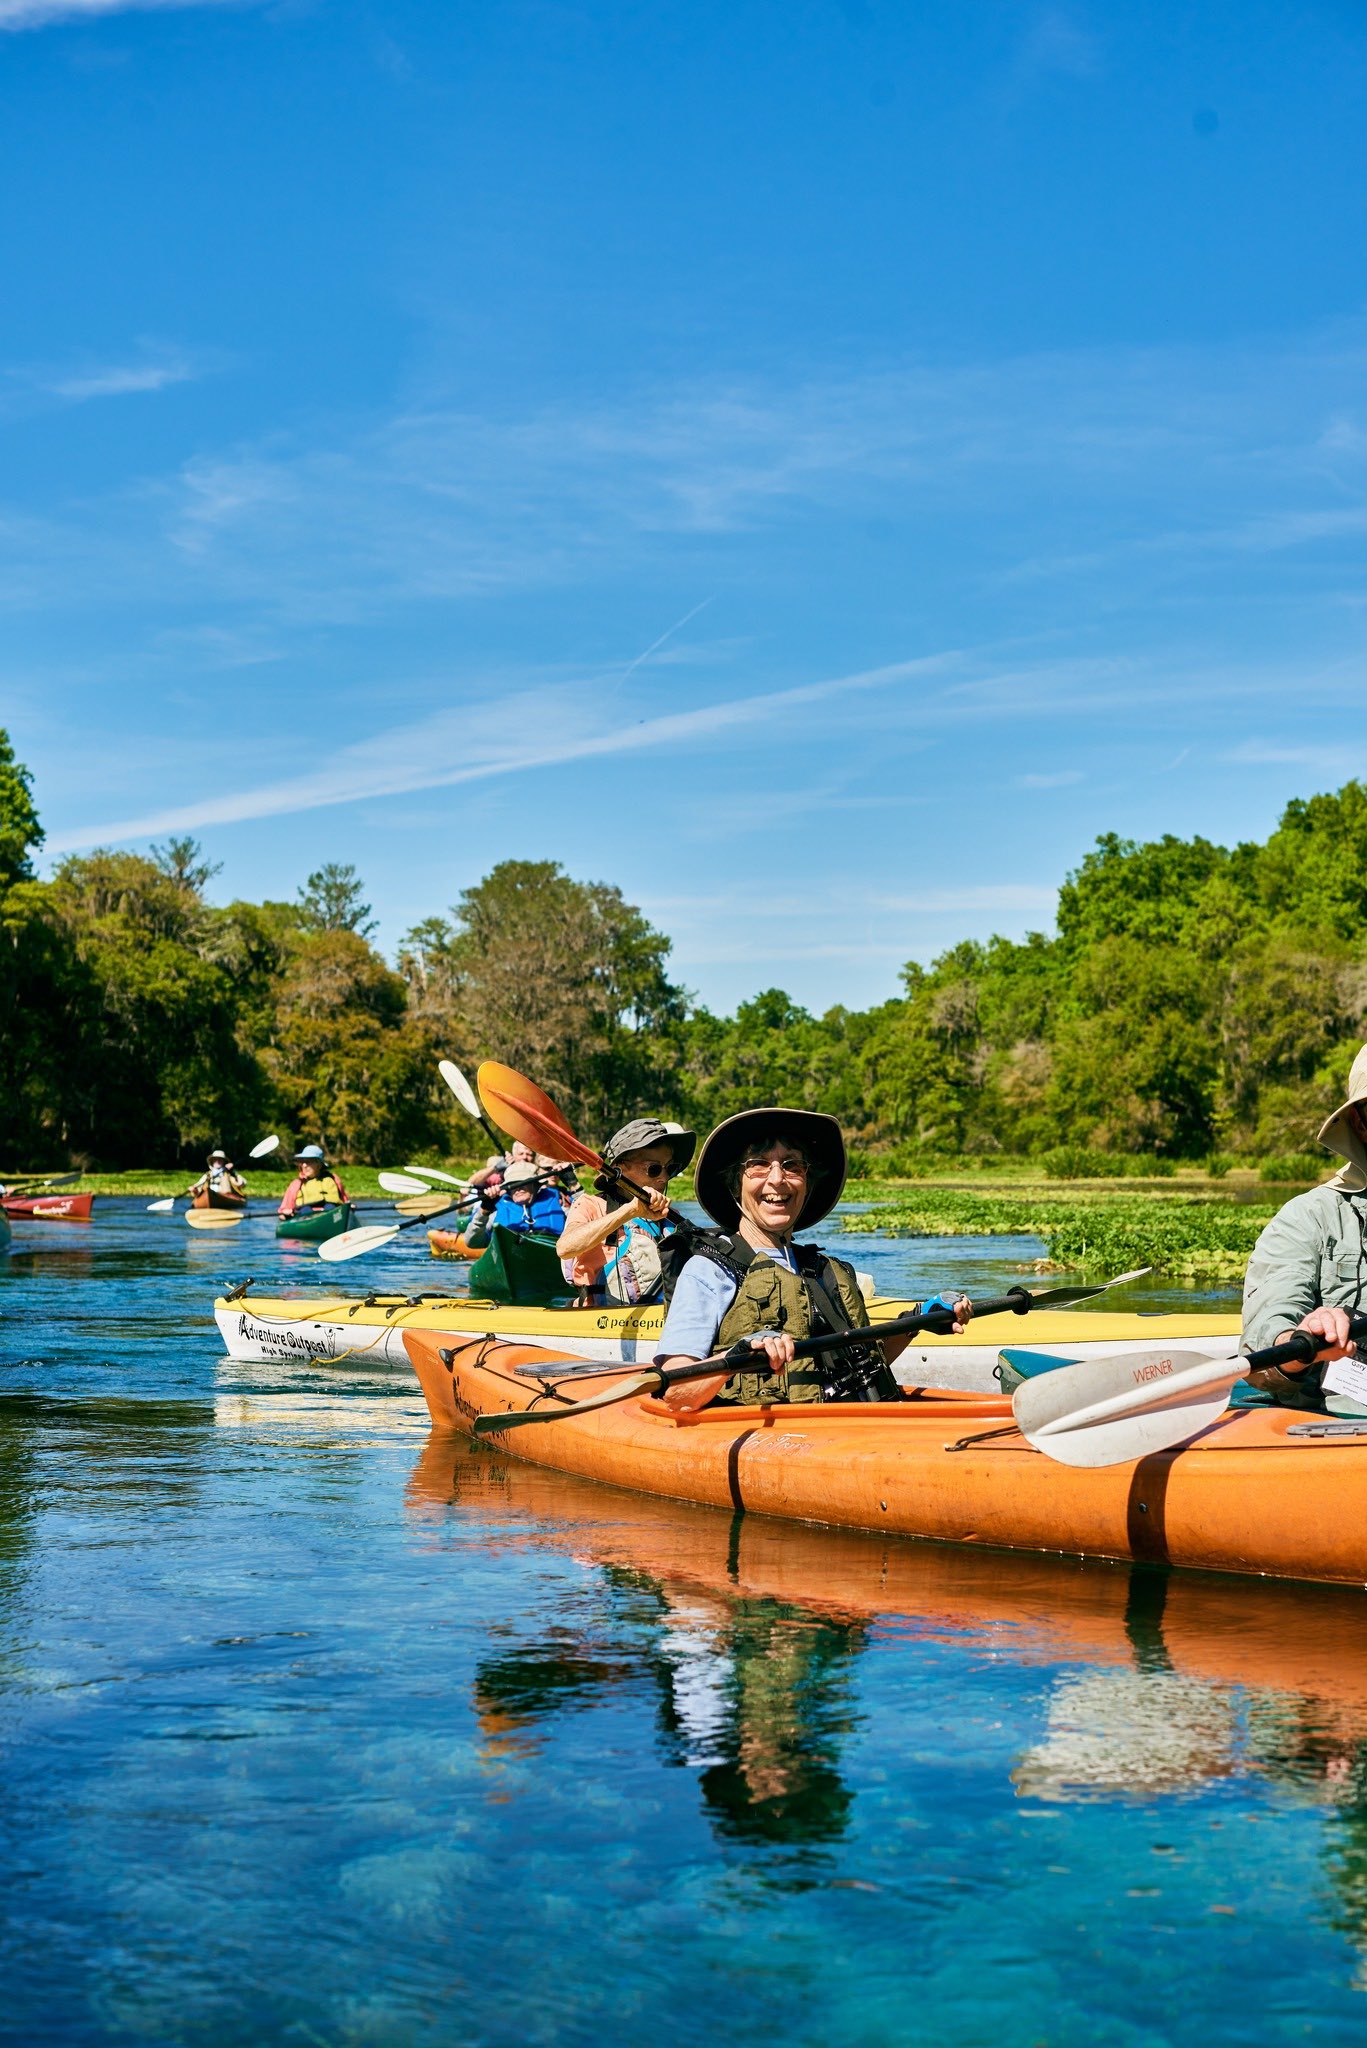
[1,1203,1365,2042]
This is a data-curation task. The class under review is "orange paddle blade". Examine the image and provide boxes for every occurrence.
[476,1062,602,1170]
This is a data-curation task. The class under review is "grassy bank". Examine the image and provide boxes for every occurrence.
[844,1184,1283,1281]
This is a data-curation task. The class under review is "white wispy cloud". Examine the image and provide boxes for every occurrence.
[43,651,962,852]
[0,0,239,28]
[6,317,1367,632]
[44,356,200,401]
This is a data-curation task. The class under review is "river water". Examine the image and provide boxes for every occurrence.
[2,1201,1365,2045]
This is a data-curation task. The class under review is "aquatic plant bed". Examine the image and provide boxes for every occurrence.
[847,1186,1279,1280]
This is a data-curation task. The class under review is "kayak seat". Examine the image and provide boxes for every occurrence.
[995,1348,1081,1394]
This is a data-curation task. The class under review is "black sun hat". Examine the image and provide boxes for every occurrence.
[693,1108,847,1234]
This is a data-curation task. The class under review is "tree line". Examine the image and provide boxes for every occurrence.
[1,725,1364,1169]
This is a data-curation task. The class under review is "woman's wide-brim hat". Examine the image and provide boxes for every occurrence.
[694,1107,847,1234]
[1317,1044,1367,1190]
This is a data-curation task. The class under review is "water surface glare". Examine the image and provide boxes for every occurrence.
[2,1202,1365,2044]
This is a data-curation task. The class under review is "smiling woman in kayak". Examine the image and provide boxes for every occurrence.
[655,1108,972,1407]
[277,1144,348,1218]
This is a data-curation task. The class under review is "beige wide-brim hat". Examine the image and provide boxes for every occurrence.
[1317,1044,1367,1191]
[694,1108,847,1234]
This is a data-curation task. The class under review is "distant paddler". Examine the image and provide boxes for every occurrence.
[462,1161,568,1249]
[655,1107,972,1409]
[1242,1042,1367,1413]
[277,1144,349,1218]
[189,1147,247,1210]
[557,1117,695,1305]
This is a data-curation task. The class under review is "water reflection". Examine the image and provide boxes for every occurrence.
[409,1434,1367,1870]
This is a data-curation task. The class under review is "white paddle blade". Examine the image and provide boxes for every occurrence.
[317,1224,400,1263]
[438,1059,484,1123]
[249,1134,280,1159]
[379,1172,432,1195]
[185,1210,246,1230]
[402,1163,465,1187]
[1014,1347,1244,1469]
[146,1198,176,1213]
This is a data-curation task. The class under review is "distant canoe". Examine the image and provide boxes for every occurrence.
[276,1203,355,1243]
[192,1188,247,1212]
[2,1191,94,1221]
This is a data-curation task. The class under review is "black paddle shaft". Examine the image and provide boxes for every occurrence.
[1246,1315,1367,1376]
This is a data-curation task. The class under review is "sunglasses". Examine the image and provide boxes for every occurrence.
[624,1161,672,1180]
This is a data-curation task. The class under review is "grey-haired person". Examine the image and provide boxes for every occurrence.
[557,1118,696,1304]
[1241,1044,1367,1410]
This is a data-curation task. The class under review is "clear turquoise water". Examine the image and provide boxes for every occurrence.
[3,1201,1366,2045]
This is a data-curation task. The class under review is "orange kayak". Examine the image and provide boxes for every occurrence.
[427,1230,475,1260]
[192,1188,246,1211]
[404,1331,1367,1587]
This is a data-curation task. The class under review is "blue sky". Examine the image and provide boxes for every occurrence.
[4,0,1367,1011]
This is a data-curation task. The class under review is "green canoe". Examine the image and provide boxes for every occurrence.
[276,1203,356,1244]
[0,1209,10,1251]
[467,1225,568,1307]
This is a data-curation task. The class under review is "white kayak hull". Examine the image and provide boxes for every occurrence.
[214,1294,1244,1394]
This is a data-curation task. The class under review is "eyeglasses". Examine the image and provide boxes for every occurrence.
[626,1161,672,1181]
[740,1156,807,1181]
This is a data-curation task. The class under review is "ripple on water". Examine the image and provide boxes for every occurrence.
[1,1199,1364,2045]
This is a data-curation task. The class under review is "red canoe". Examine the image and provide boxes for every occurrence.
[2,1191,94,1220]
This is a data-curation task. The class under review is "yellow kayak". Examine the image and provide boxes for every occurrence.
[214,1288,1241,1391]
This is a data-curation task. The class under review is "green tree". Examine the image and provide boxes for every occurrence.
[298,862,376,938]
[399,860,684,1137]
[0,728,43,893]
[1048,937,1220,1154]
[261,928,442,1159]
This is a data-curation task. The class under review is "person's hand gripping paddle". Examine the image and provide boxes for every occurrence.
[1009,1325,1358,1466]
[462,1267,1153,1435]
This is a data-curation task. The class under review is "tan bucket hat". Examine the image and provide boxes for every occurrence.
[1317,1044,1367,1191]
[694,1107,847,1233]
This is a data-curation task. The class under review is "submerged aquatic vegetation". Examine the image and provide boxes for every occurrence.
[847,1187,1279,1280]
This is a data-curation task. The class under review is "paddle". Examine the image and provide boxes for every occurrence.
[465,1272,1152,1435]
[477,1061,688,1221]
[395,1193,465,1218]
[185,1210,247,1231]
[316,1169,565,1264]
[148,1134,279,1212]
[402,1163,468,1188]
[2,1171,81,1193]
[379,1172,441,1196]
[439,1060,508,1156]
[1010,1327,1346,1468]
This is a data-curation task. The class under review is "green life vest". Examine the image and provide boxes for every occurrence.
[711,1243,893,1406]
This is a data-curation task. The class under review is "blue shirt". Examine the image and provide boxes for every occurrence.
[655,1243,798,1362]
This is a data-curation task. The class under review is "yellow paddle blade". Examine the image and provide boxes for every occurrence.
[395,1194,454,1217]
[185,1209,246,1230]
